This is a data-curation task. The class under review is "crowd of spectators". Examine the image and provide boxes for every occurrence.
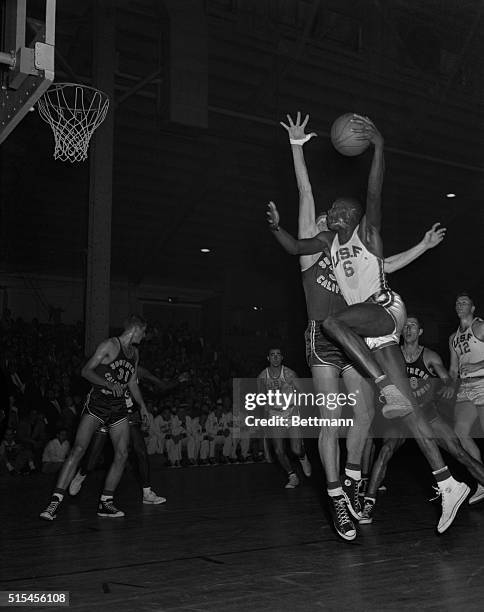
[0,310,266,476]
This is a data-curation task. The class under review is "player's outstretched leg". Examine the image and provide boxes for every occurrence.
[129,421,166,504]
[431,417,484,505]
[97,419,130,518]
[40,415,101,520]
[69,426,108,496]
[323,303,413,417]
[359,433,405,524]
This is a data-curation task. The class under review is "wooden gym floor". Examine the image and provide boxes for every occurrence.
[2,443,484,611]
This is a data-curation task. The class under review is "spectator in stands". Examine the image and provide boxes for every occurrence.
[0,428,36,475]
[43,389,62,437]
[17,409,46,465]
[6,395,20,432]
[42,429,70,473]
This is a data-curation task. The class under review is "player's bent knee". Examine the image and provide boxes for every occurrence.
[114,448,129,462]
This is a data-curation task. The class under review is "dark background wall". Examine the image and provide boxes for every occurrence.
[1,0,483,372]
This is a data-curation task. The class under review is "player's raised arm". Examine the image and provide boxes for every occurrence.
[266,201,331,256]
[383,223,446,273]
[280,112,318,238]
[353,116,384,233]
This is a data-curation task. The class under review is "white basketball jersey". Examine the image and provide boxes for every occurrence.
[330,226,388,305]
[260,366,295,410]
[452,318,484,378]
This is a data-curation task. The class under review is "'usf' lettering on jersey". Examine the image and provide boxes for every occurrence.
[330,226,388,305]
[331,245,363,277]
[452,318,484,379]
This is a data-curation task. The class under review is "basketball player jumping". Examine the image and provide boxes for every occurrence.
[450,293,484,468]
[258,348,311,489]
[279,112,449,540]
[268,115,469,534]
[40,315,148,520]
[360,315,484,524]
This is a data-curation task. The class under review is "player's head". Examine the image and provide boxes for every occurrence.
[124,314,147,343]
[327,197,362,231]
[403,316,422,343]
[315,213,328,232]
[455,292,475,318]
[267,347,283,367]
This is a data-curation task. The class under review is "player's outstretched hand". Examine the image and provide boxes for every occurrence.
[280,112,317,143]
[350,114,384,147]
[422,223,446,249]
[267,201,280,228]
[439,385,455,400]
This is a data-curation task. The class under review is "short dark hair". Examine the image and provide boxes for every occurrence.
[456,292,474,304]
[335,197,363,219]
[123,314,147,331]
[267,347,283,355]
[406,315,422,328]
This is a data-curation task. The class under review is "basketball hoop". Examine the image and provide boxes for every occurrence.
[37,83,109,162]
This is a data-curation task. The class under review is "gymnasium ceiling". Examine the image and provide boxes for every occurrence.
[1,0,484,313]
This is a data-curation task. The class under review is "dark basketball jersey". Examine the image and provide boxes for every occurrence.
[301,252,346,321]
[90,338,136,408]
[405,347,436,407]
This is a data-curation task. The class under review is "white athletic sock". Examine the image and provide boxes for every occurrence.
[437,476,458,491]
[143,487,151,494]
[328,486,344,497]
[100,494,113,502]
[345,468,361,480]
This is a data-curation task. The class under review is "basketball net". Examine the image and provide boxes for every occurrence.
[37,83,109,162]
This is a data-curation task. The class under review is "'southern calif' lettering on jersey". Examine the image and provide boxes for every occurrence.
[301,252,346,320]
[330,225,388,305]
[405,347,436,406]
[93,338,136,396]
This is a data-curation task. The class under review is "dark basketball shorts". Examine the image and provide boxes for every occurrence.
[419,401,440,424]
[83,389,129,428]
[305,320,353,372]
[128,409,141,426]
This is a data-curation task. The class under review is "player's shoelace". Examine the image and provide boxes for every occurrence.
[429,485,441,502]
[45,500,60,514]
[102,500,120,512]
[334,497,352,526]
[358,479,368,497]
[349,482,361,513]
[361,499,374,517]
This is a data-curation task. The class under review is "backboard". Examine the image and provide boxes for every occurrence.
[0,0,56,144]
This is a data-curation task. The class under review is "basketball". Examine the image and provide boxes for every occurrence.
[330,113,370,157]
